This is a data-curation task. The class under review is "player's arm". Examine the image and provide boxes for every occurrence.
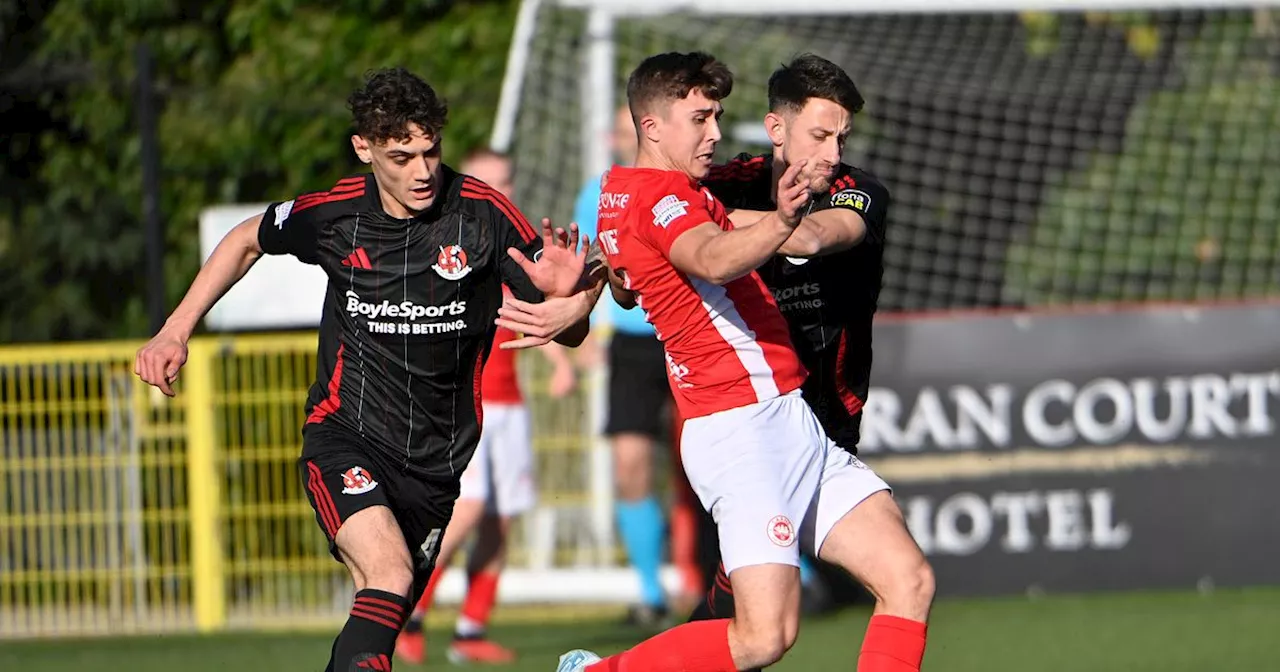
[161,214,266,342]
[135,214,264,396]
[725,175,890,258]
[136,199,323,396]
[663,160,809,285]
[724,206,863,257]
[536,340,578,398]
[495,276,605,350]
[606,264,637,310]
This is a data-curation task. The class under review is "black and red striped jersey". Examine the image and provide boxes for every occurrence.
[257,167,544,480]
[702,153,891,452]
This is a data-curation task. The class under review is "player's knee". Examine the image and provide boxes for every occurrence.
[336,514,416,596]
[612,435,653,500]
[354,551,415,596]
[883,554,935,617]
[730,617,798,667]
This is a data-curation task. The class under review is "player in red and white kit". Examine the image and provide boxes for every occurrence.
[551,52,931,672]
[395,150,579,666]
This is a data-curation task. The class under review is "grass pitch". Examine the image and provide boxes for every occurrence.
[3,586,1277,671]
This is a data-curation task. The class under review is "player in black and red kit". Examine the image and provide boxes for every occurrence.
[134,68,598,672]
[686,54,935,669]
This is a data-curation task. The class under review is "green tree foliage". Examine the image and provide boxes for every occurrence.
[1004,15,1280,305]
[0,0,518,343]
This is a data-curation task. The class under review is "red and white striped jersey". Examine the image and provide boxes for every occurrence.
[595,166,806,419]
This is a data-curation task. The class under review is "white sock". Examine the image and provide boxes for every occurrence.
[455,614,485,638]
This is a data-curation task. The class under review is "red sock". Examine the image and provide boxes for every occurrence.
[460,571,500,627]
[857,614,928,672]
[413,565,446,615]
[586,619,736,672]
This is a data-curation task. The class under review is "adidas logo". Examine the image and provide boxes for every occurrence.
[341,247,373,270]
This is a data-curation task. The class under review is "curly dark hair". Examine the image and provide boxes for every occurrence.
[626,51,733,118]
[768,53,864,116]
[348,67,449,144]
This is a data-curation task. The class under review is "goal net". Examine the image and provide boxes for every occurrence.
[501,1,1280,311]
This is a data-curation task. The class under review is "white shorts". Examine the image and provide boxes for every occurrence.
[459,403,536,516]
[680,390,890,575]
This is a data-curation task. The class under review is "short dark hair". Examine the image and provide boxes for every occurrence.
[348,67,449,144]
[626,51,733,119]
[768,54,864,116]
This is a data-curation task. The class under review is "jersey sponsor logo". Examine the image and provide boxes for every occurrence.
[432,244,472,280]
[784,256,810,266]
[832,188,871,213]
[340,466,378,495]
[345,290,468,335]
[273,200,294,228]
[598,192,630,209]
[599,229,620,255]
[651,194,689,228]
[768,515,796,547]
[345,291,466,321]
[771,282,823,312]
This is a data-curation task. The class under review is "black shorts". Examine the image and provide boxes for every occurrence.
[605,333,672,438]
[298,422,459,576]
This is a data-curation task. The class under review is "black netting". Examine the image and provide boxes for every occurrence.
[512,8,1280,311]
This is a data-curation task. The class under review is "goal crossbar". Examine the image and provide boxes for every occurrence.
[560,0,1277,16]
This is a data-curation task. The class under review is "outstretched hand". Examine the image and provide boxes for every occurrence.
[507,218,588,298]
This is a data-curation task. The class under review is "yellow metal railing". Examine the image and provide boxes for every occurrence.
[0,332,602,639]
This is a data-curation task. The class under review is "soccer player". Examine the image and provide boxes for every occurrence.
[394,148,578,665]
[687,53,933,647]
[547,51,932,672]
[133,68,597,672]
[574,105,702,625]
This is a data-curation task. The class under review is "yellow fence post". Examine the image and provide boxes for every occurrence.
[184,338,226,632]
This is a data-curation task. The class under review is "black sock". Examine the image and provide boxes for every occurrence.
[688,563,736,623]
[402,616,423,635]
[326,588,411,672]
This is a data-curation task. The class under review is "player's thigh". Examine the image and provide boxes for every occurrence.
[727,563,802,653]
[802,447,892,557]
[334,507,414,593]
[681,394,823,576]
[297,433,413,591]
[814,468,933,612]
[488,405,536,517]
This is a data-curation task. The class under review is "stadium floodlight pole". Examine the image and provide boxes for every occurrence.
[559,0,1271,14]
[490,0,544,152]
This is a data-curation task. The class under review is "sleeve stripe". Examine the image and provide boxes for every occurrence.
[292,177,367,214]
[293,186,365,213]
[295,184,364,207]
[460,178,537,243]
